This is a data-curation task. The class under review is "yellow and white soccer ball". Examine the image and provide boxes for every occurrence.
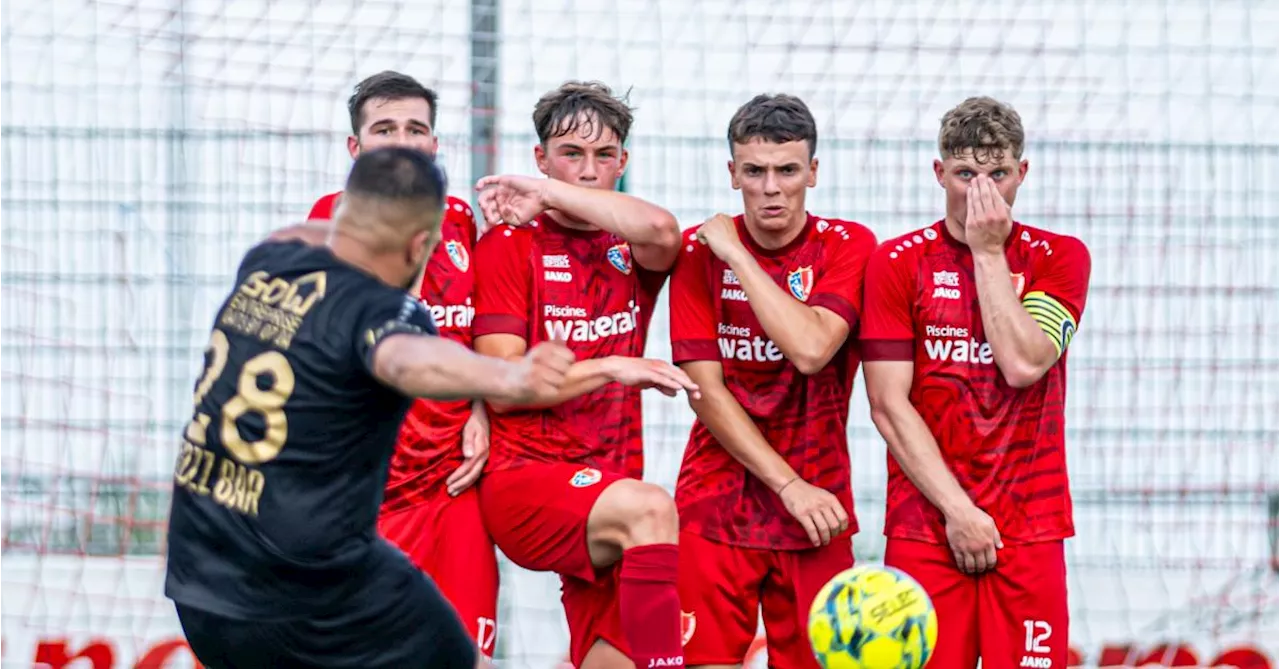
[807,565,938,669]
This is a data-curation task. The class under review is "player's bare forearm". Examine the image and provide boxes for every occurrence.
[474,333,616,412]
[865,360,974,519]
[491,358,616,411]
[544,180,680,271]
[726,251,849,375]
[971,251,1059,388]
[681,361,797,492]
[372,334,527,403]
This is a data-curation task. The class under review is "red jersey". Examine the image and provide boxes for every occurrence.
[860,220,1091,545]
[669,214,877,550]
[472,216,668,479]
[308,192,479,512]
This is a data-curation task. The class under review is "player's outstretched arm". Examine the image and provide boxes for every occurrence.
[696,215,856,375]
[864,359,1003,573]
[372,334,574,405]
[475,333,615,411]
[475,334,698,413]
[476,175,681,272]
[681,360,845,547]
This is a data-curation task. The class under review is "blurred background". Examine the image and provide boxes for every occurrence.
[2,1,1277,667]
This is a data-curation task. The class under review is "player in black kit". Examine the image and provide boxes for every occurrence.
[164,147,574,669]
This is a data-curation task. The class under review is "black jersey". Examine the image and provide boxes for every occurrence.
[164,238,436,620]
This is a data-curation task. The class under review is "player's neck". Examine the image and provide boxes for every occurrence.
[545,209,597,232]
[326,228,404,287]
[944,215,967,245]
[742,212,808,251]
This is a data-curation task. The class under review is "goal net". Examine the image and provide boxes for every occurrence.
[3,1,1277,668]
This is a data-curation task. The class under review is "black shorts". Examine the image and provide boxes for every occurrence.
[175,541,476,669]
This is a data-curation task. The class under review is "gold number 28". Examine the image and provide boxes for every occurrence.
[187,329,296,464]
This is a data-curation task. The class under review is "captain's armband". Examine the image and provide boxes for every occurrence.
[1022,291,1078,357]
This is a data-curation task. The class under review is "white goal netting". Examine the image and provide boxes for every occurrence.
[3,1,1277,667]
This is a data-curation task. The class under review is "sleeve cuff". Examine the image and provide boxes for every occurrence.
[861,339,914,361]
[809,293,859,331]
[672,340,720,364]
[473,314,527,338]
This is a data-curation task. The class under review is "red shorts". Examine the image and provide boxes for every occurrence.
[884,538,1068,669]
[477,462,629,667]
[677,530,854,668]
[377,487,499,660]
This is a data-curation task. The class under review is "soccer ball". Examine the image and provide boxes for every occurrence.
[807,565,938,669]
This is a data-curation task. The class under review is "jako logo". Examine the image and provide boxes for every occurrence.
[544,303,641,342]
[932,286,961,300]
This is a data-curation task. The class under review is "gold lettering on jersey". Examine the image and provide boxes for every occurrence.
[175,328,297,519]
[219,271,327,350]
[174,440,266,517]
[212,458,266,516]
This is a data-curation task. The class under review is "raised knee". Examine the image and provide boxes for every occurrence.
[619,482,678,547]
[591,480,680,552]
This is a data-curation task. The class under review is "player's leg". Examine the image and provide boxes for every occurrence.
[477,464,641,667]
[376,496,486,660]
[761,536,854,669]
[175,542,478,669]
[174,603,279,669]
[977,540,1069,669]
[561,570,632,669]
[678,530,769,668]
[584,476,685,668]
[322,539,477,669]
[883,538,980,669]
[380,497,495,661]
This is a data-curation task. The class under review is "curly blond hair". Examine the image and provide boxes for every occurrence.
[938,97,1025,162]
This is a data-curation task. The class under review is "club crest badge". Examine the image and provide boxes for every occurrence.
[1010,272,1026,298]
[681,611,697,646]
[607,244,633,275]
[787,266,814,302]
[445,240,470,272]
[570,467,603,488]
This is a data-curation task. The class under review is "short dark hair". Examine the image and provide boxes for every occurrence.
[727,94,818,158]
[938,97,1025,162]
[532,81,635,145]
[344,147,447,210]
[347,71,439,136]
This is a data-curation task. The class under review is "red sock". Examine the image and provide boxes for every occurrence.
[619,544,684,668]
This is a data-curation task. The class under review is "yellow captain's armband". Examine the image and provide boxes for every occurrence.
[1022,291,1078,357]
